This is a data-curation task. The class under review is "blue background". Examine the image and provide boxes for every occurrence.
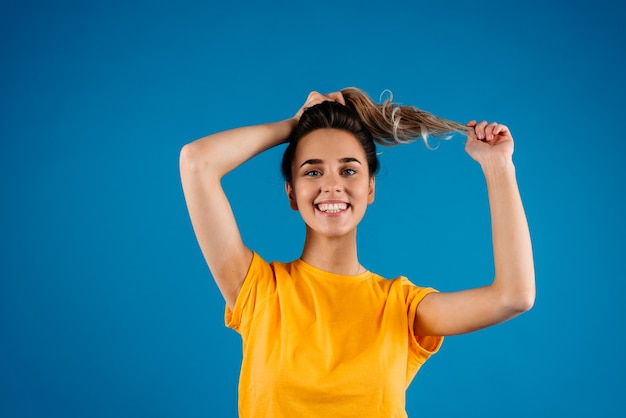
[2,0,624,416]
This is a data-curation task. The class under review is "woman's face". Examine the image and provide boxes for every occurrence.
[285,128,375,238]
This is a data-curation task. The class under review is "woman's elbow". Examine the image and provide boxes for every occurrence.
[502,284,535,315]
[512,292,535,314]
[180,142,222,177]
[180,143,203,173]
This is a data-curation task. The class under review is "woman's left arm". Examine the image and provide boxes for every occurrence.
[415,120,535,336]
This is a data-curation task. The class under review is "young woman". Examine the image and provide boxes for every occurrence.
[179,88,535,417]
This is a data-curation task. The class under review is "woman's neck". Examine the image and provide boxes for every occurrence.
[300,229,365,276]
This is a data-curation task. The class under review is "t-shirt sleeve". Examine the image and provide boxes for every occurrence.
[402,278,444,369]
[224,251,276,334]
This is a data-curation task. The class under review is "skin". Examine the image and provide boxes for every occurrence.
[286,128,375,276]
[179,91,535,337]
[414,119,535,335]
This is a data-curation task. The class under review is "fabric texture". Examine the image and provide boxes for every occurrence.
[225,252,443,418]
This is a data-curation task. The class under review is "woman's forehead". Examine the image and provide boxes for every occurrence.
[295,129,365,161]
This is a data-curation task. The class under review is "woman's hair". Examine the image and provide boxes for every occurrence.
[281,87,467,182]
[281,100,378,183]
[342,87,467,146]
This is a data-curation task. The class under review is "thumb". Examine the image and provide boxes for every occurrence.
[325,91,346,106]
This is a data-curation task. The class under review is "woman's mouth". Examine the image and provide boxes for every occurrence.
[316,202,349,214]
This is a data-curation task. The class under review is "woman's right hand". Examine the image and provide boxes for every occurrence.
[293,91,346,120]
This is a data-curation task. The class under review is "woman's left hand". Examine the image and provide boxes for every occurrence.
[465,120,514,167]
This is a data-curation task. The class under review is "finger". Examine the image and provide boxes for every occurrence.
[485,122,498,142]
[306,91,320,101]
[305,91,325,106]
[295,91,323,119]
[475,120,488,140]
[466,124,478,141]
[492,123,510,137]
[307,90,346,104]
[466,121,478,141]
[325,91,346,105]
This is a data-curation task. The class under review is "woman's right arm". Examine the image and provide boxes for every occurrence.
[179,118,297,310]
[180,91,344,310]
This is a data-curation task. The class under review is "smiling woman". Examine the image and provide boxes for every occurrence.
[179,88,535,417]
[286,128,374,247]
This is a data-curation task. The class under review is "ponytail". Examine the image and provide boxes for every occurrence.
[341,87,467,149]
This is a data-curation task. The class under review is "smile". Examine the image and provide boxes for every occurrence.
[316,202,349,213]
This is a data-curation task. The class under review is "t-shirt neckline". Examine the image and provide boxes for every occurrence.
[294,258,373,282]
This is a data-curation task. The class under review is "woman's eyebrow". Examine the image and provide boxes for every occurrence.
[300,159,323,168]
[300,157,362,168]
[340,157,362,165]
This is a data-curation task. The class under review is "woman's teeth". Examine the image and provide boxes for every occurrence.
[317,203,348,213]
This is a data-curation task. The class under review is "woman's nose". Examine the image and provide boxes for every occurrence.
[322,174,343,193]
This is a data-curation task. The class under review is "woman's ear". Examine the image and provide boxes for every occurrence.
[368,177,375,204]
[285,181,298,210]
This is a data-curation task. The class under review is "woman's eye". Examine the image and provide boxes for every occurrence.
[342,168,357,175]
[304,170,321,177]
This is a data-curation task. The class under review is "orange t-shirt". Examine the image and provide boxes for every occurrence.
[226,252,443,418]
